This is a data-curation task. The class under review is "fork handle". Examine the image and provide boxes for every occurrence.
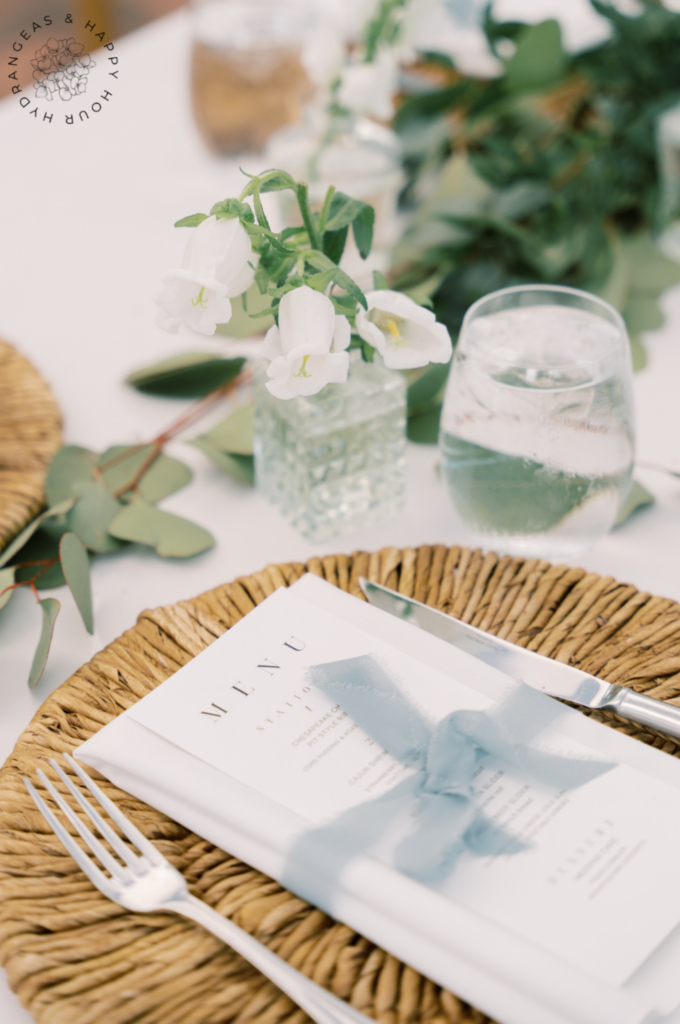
[166,892,370,1024]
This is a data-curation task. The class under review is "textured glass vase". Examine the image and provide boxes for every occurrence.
[254,352,407,541]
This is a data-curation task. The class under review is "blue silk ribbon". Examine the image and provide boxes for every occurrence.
[283,655,614,888]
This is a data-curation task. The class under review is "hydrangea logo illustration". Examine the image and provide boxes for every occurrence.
[8,13,120,126]
[31,37,96,101]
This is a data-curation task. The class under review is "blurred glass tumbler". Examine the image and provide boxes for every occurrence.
[190,0,314,154]
[439,286,635,560]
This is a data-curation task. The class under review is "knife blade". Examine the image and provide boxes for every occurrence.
[359,578,680,741]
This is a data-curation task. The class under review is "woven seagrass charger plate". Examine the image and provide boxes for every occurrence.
[0,339,62,552]
[2,545,680,1024]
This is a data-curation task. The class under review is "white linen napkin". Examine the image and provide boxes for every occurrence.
[77,573,680,1024]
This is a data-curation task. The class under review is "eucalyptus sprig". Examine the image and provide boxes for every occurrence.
[393,0,680,368]
[0,371,247,688]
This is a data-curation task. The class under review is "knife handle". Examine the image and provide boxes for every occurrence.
[612,688,680,741]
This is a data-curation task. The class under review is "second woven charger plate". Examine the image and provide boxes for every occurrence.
[2,545,680,1024]
[0,339,62,552]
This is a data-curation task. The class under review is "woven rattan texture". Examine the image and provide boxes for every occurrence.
[0,339,62,552]
[3,546,680,1024]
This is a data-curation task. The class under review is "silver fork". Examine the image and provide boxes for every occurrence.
[24,754,371,1024]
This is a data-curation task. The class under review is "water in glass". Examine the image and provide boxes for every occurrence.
[440,291,635,559]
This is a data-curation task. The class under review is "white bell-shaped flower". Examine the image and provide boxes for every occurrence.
[156,215,255,336]
[355,289,452,369]
[264,285,351,399]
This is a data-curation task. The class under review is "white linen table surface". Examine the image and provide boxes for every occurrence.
[1,3,680,1022]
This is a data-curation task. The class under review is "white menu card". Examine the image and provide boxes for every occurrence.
[123,581,680,990]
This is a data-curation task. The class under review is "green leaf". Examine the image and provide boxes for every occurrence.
[322,192,374,260]
[322,226,349,265]
[126,353,246,398]
[108,499,214,557]
[200,404,254,455]
[209,198,254,222]
[324,191,372,232]
[191,439,255,484]
[0,498,75,568]
[615,480,655,527]
[59,533,93,633]
[504,20,566,93]
[0,567,15,612]
[174,213,208,228]
[305,250,367,309]
[10,519,69,588]
[45,446,98,506]
[407,360,451,416]
[305,269,337,294]
[352,205,375,260]
[249,303,281,319]
[373,270,390,290]
[28,598,60,688]
[361,340,375,363]
[139,453,192,503]
[628,333,648,373]
[97,445,191,501]
[66,482,123,553]
[258,171,296,193]
[407,404,442,444]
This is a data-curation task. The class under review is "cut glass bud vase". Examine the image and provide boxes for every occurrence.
[254,352,407,541]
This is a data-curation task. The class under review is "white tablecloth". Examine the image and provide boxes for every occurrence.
[1,6,680,1022]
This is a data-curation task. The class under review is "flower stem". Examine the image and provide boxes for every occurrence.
[97,367,251,498]
[317,185,336,234]
[296,182,321,251]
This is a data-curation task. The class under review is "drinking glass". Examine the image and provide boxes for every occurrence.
[190,0,315,155]
[439,285,635,560]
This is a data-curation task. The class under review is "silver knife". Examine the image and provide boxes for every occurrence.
[359,578,680,741]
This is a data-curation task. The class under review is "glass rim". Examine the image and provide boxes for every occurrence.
[460,284,628,370]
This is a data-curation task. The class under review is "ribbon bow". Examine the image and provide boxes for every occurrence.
[283,655,614,890]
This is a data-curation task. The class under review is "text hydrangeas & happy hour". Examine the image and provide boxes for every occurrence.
[7,12,119,124]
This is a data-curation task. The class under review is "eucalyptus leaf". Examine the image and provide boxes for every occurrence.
[108,499,214,557]
[28,598,60,688]
[0,498,75,569]
[0,567,15,612]
[60,532,94,633]
[138,453,193,503]
[615,480,655,527]
[126,353,245,397]
[373,270,390,290]
[191,439,255,484]
[98,445,191,501]
[10,519,69,588]
[67,481,123,553]
[45,446,98,506]
[199,404,254,455]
